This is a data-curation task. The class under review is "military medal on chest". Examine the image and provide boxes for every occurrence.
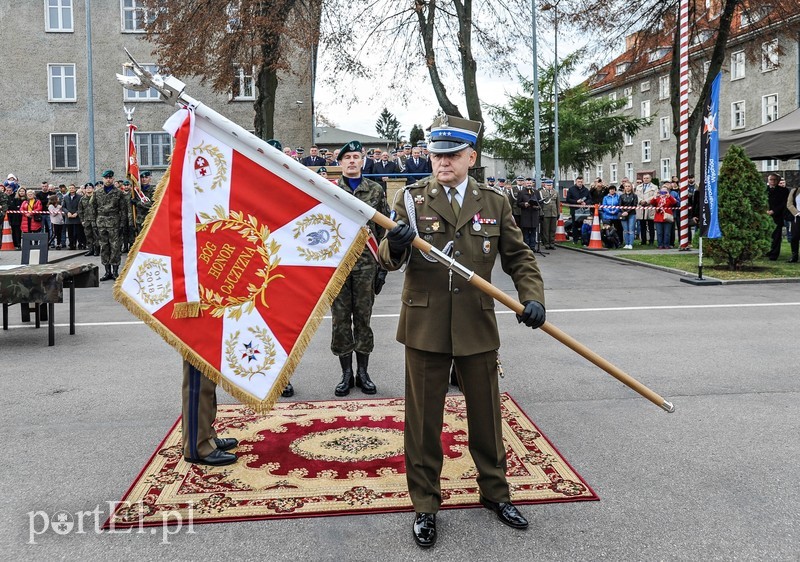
[472,213,482,231]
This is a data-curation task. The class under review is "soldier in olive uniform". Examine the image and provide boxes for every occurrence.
[78,183,98,256]
[378,116,546,548]
[132,170,156,235]
[332,140,388,397]
[91,170,129,280]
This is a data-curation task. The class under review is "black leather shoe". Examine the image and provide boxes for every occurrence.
[354,352,377,394]
[99,265,114,281]
[184,449,237,466]
[412,513,436,548]
[213,437,238,451]
[479,496,529,529]
[83,250,94,257]
[282,383,294,397]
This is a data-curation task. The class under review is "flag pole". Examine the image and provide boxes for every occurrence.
[116,51,675,414]
[677,0,691,251]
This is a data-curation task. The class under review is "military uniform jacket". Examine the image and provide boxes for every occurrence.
[539,187,559,218]
[378,177,545,356]
[132,186,156,226]
[91,186,129,228]
[336,176,388,269]
[78,193,96,224]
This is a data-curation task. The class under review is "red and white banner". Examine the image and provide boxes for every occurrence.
[126,122,140,190]
[115,106,371,411]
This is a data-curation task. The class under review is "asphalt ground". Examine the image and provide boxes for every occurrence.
[1,246,798,561]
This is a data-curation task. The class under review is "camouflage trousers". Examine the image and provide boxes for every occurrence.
[84,223,97,252]
[97,224,122,265]
[331,262,377,356]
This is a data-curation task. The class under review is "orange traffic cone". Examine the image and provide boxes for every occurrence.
[1,213,14,250]
[554,215,567,242]
[587,205,605,250]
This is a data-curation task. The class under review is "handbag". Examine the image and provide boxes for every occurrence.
[662,211,674,223]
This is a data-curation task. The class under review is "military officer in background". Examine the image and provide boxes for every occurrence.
[538,178,560,249]
[79,183,98,256]
[91,170,129,281]
[379,115,546,548]
[182,360,238,466]
[332,140,388,397]
[131,170,156,235]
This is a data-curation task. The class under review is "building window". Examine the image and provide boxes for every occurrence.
[122,0,153,32]
[659,116,671,140]
[134,132,173,168]
[762,160,779,172]
[730,51,745,80]
[46,0,73,32]
[123,64,160,100]
[762,39,779,72]
[658,75,670,100]
[731,101,746,130]
[660,158,671,180]
[608,91,617,102]
[623,87,633,109]
[762,94,778,124]
[641,100,650,118]
[610,163,618,184]
[642,140,651,163]
[616,62,630,74]
[51,133,78,170]
[640,80,650,92]
[624,132,633,146]
[595,165,603,180]
[48,64,76,102]
[231,65,255,101]
[625,162,634,180]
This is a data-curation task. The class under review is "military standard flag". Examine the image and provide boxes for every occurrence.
[114,106,371,412]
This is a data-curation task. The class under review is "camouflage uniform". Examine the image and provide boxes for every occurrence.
[330,176,388,356]
[91,185,128,268]
[78,192,97,254]
[132,184,156,233]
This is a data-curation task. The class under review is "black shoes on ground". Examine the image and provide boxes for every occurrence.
[479,496,529,529]
[184,448,237,466]
[99,265,114,281]
[282,383,294,397]
[213,437,238,451]
[412,513,436,548]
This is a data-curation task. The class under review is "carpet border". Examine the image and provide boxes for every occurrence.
[102,393,599,529]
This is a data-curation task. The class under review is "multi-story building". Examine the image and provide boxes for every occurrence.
[583,11,800,184]
[0,0,313,186]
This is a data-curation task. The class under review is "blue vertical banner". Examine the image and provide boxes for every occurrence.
[700,73,722,239]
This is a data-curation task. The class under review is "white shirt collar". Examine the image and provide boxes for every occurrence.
[445,177,469,204]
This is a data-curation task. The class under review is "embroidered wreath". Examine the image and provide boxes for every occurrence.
[224,326,277,380]
[134,258,172,306]
[197,205,284,320]
[291,213,345,262]
[191,142,227,193]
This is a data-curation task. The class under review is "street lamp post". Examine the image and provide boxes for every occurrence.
[542,1,560,191]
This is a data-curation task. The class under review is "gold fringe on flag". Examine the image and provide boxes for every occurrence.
[171,301,201,319]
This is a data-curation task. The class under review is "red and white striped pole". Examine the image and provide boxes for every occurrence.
[678,0,690,249]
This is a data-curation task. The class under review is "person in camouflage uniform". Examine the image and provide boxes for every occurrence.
[91,170,129,281]
[331,140,388,397]
[79,183,98,256]
[132,170,156,234]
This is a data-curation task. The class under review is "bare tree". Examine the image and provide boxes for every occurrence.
[142,0,322,139]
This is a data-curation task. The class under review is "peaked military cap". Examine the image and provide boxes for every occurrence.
[296,147,305,154]
[101,169,114,178]
[403,143,412,149]
[266,139,283,151]
[487,176,495,182]
[140,170,151,178]
[427,115,481,154]
[498,177,507,182]
[337,140,363,160]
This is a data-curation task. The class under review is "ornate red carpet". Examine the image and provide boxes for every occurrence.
[105,393,597,528]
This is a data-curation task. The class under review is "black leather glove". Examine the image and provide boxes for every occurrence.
[517,300,546,329]
[386,223,415,256]
[374,268,388,295]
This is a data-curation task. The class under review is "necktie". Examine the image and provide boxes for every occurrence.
[449,187,460,218]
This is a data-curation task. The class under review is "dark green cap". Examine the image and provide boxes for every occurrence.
[266,139,282,151]
[101,169,114,178]
[337,140,363,160]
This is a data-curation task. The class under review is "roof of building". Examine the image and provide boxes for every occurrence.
[314,126,394,146]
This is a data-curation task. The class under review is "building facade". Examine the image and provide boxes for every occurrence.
[584,19,800,184]
[0,0,313,186]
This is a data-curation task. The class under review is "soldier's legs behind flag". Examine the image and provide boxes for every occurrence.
[331,272,356,395]
[351,263,377,393]
[181,361,237,466]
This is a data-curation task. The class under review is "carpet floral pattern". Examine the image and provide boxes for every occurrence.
[105,393,597,528]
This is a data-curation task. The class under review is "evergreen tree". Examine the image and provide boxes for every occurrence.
[409,124,425,146]
[706,145,773,270]
[375,108,402,142]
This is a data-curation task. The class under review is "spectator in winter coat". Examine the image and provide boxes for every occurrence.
[601,185,622,242]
